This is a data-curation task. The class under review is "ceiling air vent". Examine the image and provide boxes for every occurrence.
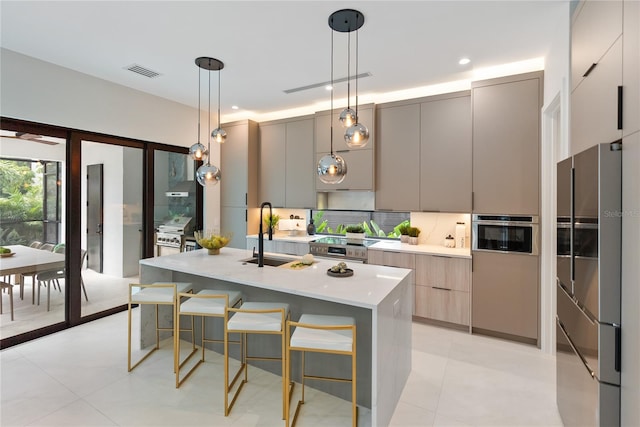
[125,64,161,78]
[284,72,372,94]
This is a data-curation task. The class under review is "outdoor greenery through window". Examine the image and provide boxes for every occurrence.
[0,158,60,245]
[311,210,410,239]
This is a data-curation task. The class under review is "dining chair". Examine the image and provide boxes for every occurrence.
[35,248,89,311]
[0,281,15,321]
[39,243,55,251]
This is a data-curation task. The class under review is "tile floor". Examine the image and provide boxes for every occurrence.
[0,310,563,426]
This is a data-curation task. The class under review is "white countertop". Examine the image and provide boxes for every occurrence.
[368,240,471,259]
[140,247,412,309]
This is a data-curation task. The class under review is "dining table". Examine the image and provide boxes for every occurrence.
[0,244,65,302]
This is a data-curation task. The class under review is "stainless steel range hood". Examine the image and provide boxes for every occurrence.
[165,180,195,197]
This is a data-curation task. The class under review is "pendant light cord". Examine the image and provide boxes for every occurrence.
[346,29,351,109]
[330,25,334,155]
[355,17,359,119]
[207,61,211,165]
[197,66,201,144]
[217,66,221,130]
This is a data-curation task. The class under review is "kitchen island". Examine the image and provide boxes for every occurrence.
[139,247,412,427]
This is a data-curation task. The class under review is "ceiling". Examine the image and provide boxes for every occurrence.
[0,1,568,122]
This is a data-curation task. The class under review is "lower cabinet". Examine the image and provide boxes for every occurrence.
[367,249,471,329]
[414,254,471,327]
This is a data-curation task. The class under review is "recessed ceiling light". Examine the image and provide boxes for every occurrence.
[459,58,471,65]
[231,105,239,110]
[325,85,333,91]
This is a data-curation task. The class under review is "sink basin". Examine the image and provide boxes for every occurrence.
[241,256,291,267]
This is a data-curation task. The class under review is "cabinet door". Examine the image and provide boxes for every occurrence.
[415,286,470,326]
[367,250,415,269]
[472,75,541,215]
[315,149,374,191]
[259,123,286,207]
[420,95,471,212]
[285,119,315,208]
[375,103,421,211]
[221,206,247,249]
[315,106,375,153]
[246,236,258,251]
[416,255,471,291]
[221,122,249,208]
[571,0,623,92]
[571,37,623,155]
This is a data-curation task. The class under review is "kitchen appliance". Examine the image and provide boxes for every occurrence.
[471,214,540,344]
[556,142,622,426]
[165,180,196,197]
[155,216,194,256]
[309,236,376,262]
[472,215,539,255]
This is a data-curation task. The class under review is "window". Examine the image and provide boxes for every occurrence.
[311,210,410,239]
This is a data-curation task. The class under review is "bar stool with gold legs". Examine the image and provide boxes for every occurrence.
[224,302,293,419]
[127,282,192,372]
[174,289,243,388]
[285,314,357,427]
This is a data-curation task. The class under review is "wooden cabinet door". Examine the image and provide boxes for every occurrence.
[259,123,286,207]
[315,149,374,191]
[420,94,472,212]
[375,103,420,211]
[571,0,623,92]
[367,250,415,269]
[415,286,470,326]
[285,118,315,208]
[221,122,249,207]
[472,73,541,215]
[571,37,623,155]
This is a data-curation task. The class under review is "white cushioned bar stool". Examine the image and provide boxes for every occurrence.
[285,314,357,427]
[127,282,192,372]
[174,289,243,388]
[224,301,293,418]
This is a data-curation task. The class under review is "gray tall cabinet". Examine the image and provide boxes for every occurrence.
[220,119,258,249]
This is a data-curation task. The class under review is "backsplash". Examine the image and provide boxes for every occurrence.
[410,212,471,248]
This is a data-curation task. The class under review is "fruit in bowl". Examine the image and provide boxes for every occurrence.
[195,231,231,255]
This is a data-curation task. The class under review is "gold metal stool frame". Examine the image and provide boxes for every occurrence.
[223,302,294,419]
[174,290,243,388]
[127,282,193,372]
[285,315,357,427]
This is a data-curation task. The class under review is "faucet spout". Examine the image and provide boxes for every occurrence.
[258,202,272,267]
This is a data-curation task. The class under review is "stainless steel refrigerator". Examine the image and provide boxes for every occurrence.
[556,142,622,426]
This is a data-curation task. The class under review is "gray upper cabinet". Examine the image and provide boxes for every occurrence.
[259,122,286,207]
[285,118,315,208]
[314,104,375,192]
[420,93,471,212]
[259,116,315,208]
[221,120,258,248]
[623,0,639,136]
[375,102,420,211]
[472,72,542,215]
[571,0,622,92]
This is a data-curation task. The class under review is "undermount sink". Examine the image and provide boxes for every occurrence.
[241,256,291,267]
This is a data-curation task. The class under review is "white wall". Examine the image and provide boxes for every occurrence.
[0,48,221,234]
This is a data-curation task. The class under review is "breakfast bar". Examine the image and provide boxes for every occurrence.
[139,247,413,427]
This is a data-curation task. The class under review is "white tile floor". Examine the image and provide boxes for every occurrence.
[0,310,563,427]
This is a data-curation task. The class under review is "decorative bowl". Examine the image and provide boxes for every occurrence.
[194,231,231,255]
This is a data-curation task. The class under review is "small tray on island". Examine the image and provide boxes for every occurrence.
[0,252,15,258]
[327,268,354,278]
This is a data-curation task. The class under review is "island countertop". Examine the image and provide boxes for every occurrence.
[140,247,412,309]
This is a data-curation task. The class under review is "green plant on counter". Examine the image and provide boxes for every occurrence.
[407,226,421,238]
[345,224,365,234]
[263,214,280,230]
[398,222,411,236]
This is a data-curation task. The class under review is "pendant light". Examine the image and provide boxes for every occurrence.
[211,61,227,144]
[188,62,208,161]
[195,57,223,187]
[339,29,356,128]
[330,9,370,149]
[317,18,347,185]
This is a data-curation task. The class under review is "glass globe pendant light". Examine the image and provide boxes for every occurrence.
[344,12,370,148]
[195,57,224,187]
[318,16,347,185]
[211,63,227,144]
[188,63,208,161]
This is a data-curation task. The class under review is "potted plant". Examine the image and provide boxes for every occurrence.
[398,223,411,243]
[263,214,280,234]
[345,224,365,244]
[407,226,421,245]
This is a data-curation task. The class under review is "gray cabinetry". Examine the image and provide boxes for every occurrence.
[315,104,375,191]
[623,0,639,136]
[221,120,259,248]
[375,103,420,211]
[472,72,542,215]
[259,116,315,208]
[420,93,471,212]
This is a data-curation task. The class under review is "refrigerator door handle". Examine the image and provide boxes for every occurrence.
[556,316,596,379]
[615,324,621,373]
